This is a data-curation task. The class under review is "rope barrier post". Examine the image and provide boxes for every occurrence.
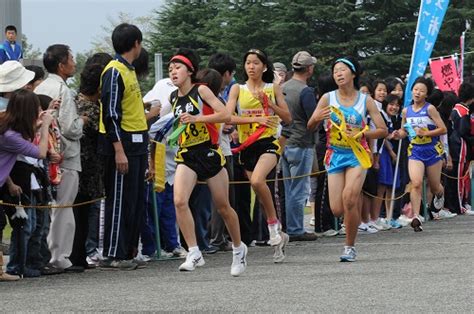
[149,183,162,260]
[388,140,403,222]
[422,177,428,219]
[471,162,474,210]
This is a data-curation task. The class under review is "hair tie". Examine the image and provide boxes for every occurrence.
[335,58,356,73]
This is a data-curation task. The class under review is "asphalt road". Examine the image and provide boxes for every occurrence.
[2,215,473,312]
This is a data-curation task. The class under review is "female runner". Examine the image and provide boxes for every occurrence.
[308,57,387,261]
[394,77,447,232]
[169,49,246,276]
[227,49,291,263]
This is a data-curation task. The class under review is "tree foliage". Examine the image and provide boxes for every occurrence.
[147,0,474,83]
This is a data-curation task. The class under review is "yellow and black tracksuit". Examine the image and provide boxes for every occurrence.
[98,55,148,260]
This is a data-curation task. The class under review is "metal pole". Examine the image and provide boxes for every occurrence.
[422,177,428,219]
[154,53,163,83]
[149,182,162,259]
[387,139,403,222]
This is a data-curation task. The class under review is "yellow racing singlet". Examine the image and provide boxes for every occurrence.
[236,83,279,143]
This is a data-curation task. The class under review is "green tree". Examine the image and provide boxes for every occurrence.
[21,34,41,60]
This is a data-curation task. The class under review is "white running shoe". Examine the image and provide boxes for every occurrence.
[309,217,315,226]
[465,209,474,216]
[230,244,248,277]
[376,218,392,231]
[433,193,445,211]
[464,203,471,211]
[273,232,289,263]
[172,246,188,258]
[179,250,205,271]
[397,215,412,227]
[338,224,346,235]
[437,209,457,219]
[358,223,375,234]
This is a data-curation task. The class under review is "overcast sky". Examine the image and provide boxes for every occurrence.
[22,0,164,54]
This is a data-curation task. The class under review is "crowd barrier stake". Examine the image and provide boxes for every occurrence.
[422,177,428,219]
[471,162,474,210]
[387,140,403,221]
[150,183,163,260]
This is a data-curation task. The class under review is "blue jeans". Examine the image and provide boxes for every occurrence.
[282,146,314,235]
[7,205,36,275]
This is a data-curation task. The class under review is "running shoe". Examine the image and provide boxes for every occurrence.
[397,214,412,227]
[389,218,402,229]
[437,209,457,219]
[315,229,338,237]
[179,250,205,271]
[338,224,346,235]
[465,209,474,216]
[309,217,315,226]
[433,193,445,211]
[171,246,188,258]
[99,259,138,271]
[410,215,423,232]
[273,232,289,263]
[230,243,248,277]
[358,223,377,234]
[340,246,357,262]
[376,218,392,230]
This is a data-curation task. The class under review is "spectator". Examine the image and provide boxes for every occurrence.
[98,23,148,270]
[281,51,318,242]
[0,25,22,64]
[35,44,86,272]
[0,87,54,281]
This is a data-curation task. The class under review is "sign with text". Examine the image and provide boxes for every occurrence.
[430,56,460,94]
[404,0,450,107]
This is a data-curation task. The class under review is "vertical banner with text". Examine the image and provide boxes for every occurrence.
[404,0,450,108]
[429,56,461,94]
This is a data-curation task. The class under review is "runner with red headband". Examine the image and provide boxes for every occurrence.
[168,48,247,276]
[227,49,291,263]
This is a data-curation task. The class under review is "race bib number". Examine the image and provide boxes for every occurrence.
[411,128,432,145]
[181,123,209,147]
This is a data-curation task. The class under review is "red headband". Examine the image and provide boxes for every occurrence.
[170,55,195,72]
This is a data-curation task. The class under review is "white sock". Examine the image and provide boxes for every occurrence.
[188,246,200,253]
[232,243,244,251]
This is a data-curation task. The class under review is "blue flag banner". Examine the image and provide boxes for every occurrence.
[404,0,450,108]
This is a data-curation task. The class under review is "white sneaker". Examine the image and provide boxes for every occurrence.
[268,224,282,246]
[465,209,474,216]
[171,246,188,258]
[338,224,346,235]
[368,220,384,231]
[464,203,471,211]
[376,218,392,230]
[230,244,248,277]
[358,223,369,233]
[273,232,289,263]
[437,209,457,219]
[321,229,338,237]
[309,217,315,226]
[178,250,205,271]
[433,193,445,211]
[397,215,412,227]
[86,253,102,267]
[135,252,152,262]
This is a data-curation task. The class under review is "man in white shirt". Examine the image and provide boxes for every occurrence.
[35,44,87,272]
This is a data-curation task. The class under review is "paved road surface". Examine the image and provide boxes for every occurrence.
[2,216,473,312]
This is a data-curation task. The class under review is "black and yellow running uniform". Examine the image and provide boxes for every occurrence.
[237,83,281,171]
[171,85,225,180]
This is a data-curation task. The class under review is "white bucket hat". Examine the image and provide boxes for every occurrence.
[0,61,35,93]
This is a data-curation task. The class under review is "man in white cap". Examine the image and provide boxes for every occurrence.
[281,51,318,242]
[0,60,35,281]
